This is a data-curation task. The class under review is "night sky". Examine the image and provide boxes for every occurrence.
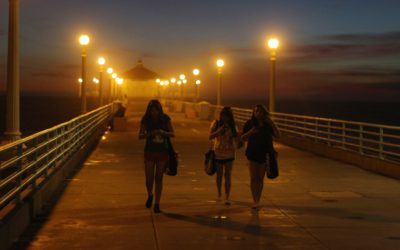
[1,0,400,101]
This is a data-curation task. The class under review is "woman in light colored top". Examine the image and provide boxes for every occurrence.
[139,100,175,213]
[209,107,239,205]
[240,104,280,209]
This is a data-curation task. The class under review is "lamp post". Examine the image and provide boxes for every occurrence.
[216,59,224,107]
[93,77,99,96]
[79,34,90,114]
[107,67,113,101]
[112,73,118,99]
[193,69,200,101]
[179,74,185,99]
[267,38,279,113]
[195,80,201,100]
[78,78,83,97]
[97,57,106,106]
[170,77,176,99]
[116,78,124,99]
[4,0,21,140]
[156,78,161,98]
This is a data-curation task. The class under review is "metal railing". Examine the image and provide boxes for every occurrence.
[0,104,114,211]
[208,104,400,164]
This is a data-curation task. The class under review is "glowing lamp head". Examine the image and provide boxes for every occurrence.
[98,57,106,65]
[195,80,201,85]
[78,78,83,83]
[112,73,117,79]
[179,74,185,80]
[267,38,279,49]
[107,67,113,74]
[177,80,182,85]
[183,79,187,84]
[116,78,124,85]
[93,77,99,84]
[79,35,90,45]
[156,78,161,83]
[170,78,176,83]
[216,59,224,68]
[193,69,200,76]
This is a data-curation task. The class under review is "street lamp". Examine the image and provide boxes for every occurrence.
[78,78,83,97]
[195,79,201,100]
[112,73,118,99]
[179,74,186,99]
[107,67,113,101]
[116,78,124,99]
[216,59,224,106]
[193,69,200,101]
[267,38,279,112]
[97,57,106,106]
[79,34,90,114]
[5,0,21,140]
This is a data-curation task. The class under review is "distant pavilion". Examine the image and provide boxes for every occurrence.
[121,60,160,98]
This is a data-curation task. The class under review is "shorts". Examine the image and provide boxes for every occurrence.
[144,152,169,162]
[248,161,267,168]
[215,158,235,165]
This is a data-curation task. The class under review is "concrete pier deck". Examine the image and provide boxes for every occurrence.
[12,102,400,250]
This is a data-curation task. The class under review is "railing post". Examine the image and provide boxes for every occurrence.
[342,123,346,150]
[32,137,38,189]
[359,125,363,155]
[327,121,331,146]
[45,133,49,178]
[379,128,384,159]
[15,144,23,203]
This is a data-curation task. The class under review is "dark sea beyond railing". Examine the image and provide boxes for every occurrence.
[0,95,399,139]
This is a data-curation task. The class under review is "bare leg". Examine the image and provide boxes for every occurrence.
[248,162,258,205]
[154,160,167,205]
[224,161,233,202]
[144,160,155,196]
[255,163,267,204]
[216,163,223,199]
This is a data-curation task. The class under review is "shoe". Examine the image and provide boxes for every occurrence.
[154,204,161,213]
[145,194,153,208]
[224,200,231,205]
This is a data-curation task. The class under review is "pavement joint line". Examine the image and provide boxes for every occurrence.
[191,128,200,134]
[150,211,161,250]
[269,198,331,250]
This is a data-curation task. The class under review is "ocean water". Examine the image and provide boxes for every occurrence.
[0,95,399,139]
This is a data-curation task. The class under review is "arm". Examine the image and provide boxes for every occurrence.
[138,123,150,140]
[160,121,175,138]
[209,121,225,140]
[240,127,258,142]
[267,117,280,138]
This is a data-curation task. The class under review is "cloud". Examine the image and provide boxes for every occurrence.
[287,31,400,61]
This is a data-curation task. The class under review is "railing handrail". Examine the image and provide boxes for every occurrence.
[1,103,115,210]
[0,103,113,152]
[204,102,400,164]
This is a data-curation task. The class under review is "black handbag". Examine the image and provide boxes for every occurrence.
[204,150,217,176]
[266,150,279,179]
[165,138,178,176]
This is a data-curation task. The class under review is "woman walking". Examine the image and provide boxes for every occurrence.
[209,107,238,205]
[240,104,280,209]
[139,100,175,213]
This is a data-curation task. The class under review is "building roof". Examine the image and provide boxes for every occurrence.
[122,60,160,81]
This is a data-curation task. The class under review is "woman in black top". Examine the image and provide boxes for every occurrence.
[139,100,175,213]
[240,104,280,209]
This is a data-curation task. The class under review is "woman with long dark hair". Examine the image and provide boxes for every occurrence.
[209,107,238,205]
[240,104,280,209]
[139,100,175,213]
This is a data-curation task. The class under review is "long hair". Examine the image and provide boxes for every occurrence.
[250,104,269,126]
[218,106,237,136]
[141,99,166,128]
